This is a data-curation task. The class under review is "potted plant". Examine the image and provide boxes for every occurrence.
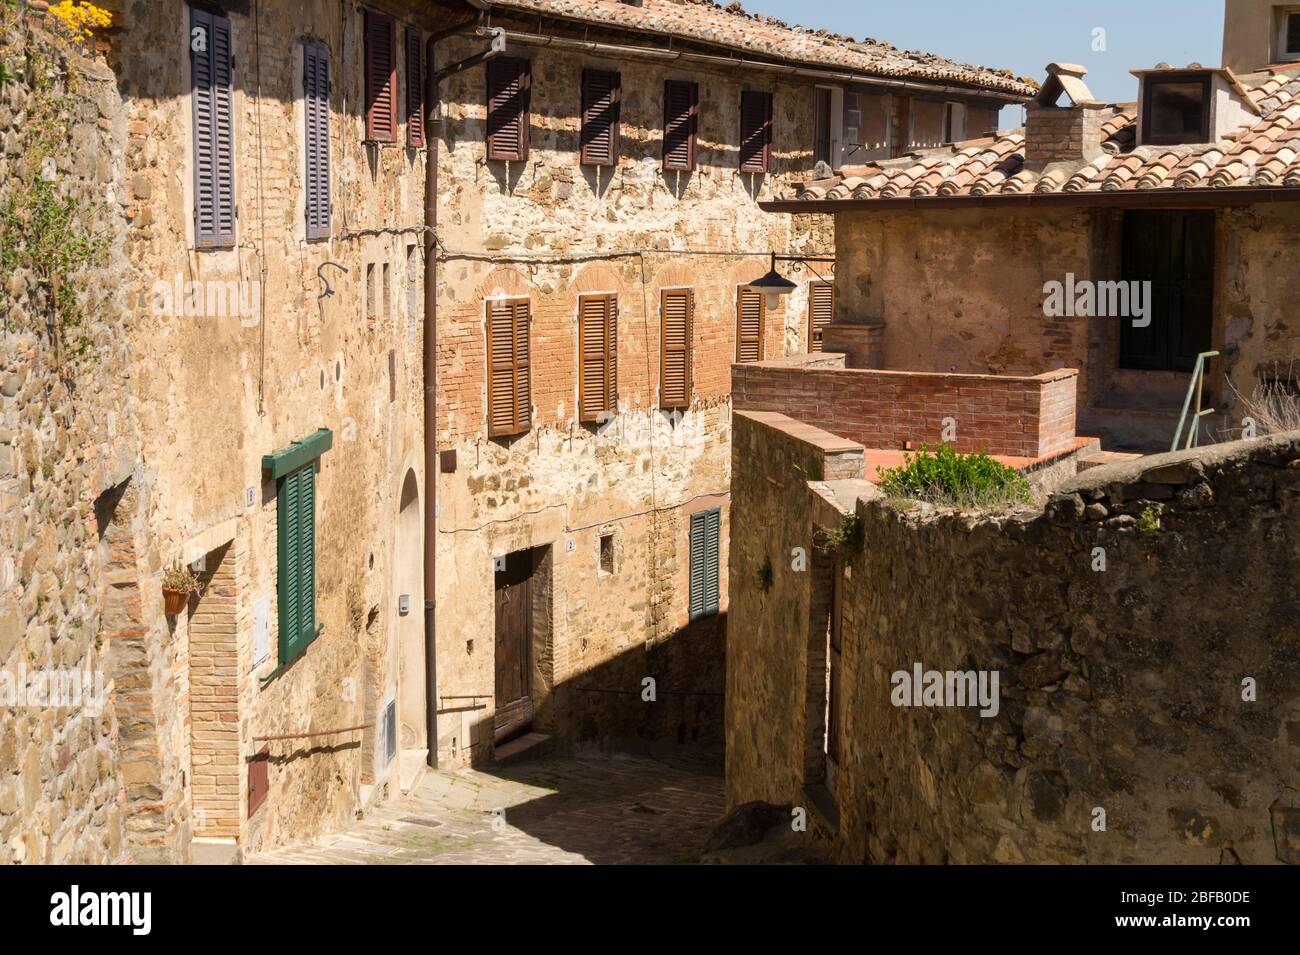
[161,563,200,614]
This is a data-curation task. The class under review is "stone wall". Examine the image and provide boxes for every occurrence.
[0,5,188,863]
[732,353,1079,457]
[727,408,1300,863]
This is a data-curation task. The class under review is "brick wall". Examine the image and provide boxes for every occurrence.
[1025,104,1107,164]
[732,355,1079,458]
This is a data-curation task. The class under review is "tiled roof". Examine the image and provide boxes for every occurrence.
[789,68,1300,202]
[483,0,1038,96]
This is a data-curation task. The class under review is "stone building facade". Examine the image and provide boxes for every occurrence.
[1,0,1032,861]
[726,408,1300,864]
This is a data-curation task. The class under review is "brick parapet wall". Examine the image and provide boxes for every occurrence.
[733,356,1079,458]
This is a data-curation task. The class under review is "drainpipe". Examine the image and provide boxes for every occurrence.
[423,8,499,771]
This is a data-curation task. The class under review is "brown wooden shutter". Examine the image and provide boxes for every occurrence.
[580,69,621,167]
[364,11,396,142]
[405,27,424,148]
[738,90,773,173]
[303,40,331,241]
[579,294,618,422]
[735,287,764,363]
[660,288,693,409]
[487,299,531,437]
[662,80,698,171]
[808,281,834,352]
[191,7,235,249]
[486,57,530,161]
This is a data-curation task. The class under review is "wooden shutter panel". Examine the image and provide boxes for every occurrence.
[581,69,621,167]
[303,41,331,240]
[486,57,530,161]
[579,295,618,422]
[808,281,834,352]
[736,286,765,362]
[660,288,693,409]
[365,11,396,142]
[405,27,424,148]
[662,80,698,171]
[689,508,721,620]
[739,90,772,173]
[191,8,235,249]
[487,299,531,436]
[278,464,317,664]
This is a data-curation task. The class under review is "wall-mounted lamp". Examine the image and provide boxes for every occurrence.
[742,252,835,310]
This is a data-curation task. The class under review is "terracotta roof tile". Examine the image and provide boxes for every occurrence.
[487,0,1037,95]
[790,69,1300,202]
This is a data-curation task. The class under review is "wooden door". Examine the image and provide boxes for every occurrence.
[494,549,534,742]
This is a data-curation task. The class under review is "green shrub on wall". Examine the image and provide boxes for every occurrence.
[878,444,1033,509]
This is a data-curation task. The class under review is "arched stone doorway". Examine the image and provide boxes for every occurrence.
[396,470,426,773]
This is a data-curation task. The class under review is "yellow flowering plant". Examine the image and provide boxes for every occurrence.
[48,1,113,41]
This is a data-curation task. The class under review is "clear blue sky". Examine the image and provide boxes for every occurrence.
[743,0,1225,127]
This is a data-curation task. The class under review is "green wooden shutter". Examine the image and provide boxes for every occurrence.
[277,463,319,663]
[689,508,721,621]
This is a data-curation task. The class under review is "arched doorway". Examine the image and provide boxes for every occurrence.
[396,470,426,773]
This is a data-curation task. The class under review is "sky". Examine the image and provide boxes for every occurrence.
[741,0,1226,127]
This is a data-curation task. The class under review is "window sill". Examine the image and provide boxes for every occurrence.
[259,625,324,687]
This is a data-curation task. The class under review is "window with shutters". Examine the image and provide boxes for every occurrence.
[659,288,693,409]
[190,7,235,249]
[578,294,618,423]
[302,40,331,241]
[735,286,765,363]
[662,80,698,171]
[364,10,397,142]
[581,69,621,167]
[486,57,531,161]
[738,90,772,173]
[405,27,424,148]
[807,281,834,352]
[688,508,721,621]
[262,429,333,666]
[486,298,532,437]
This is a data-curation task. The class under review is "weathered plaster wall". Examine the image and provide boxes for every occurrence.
[728,408,1300,864]
[835,203,1300,444]
[115,0,441,852]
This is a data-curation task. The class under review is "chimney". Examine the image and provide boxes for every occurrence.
[1024,63,1107,166]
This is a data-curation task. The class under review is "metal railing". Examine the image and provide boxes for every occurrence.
[1171,351,1220,452]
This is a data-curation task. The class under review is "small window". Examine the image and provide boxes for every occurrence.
[190,6,235,249]
[1142,73,1211,146]
[581,69,621,167]
[1280,8,1300,60]
[808,281,834,353]
[579,294,618,423]
[406,28,425,148]
[813,88,833,167]
[735,286,765,363]
[302,41,331,240]
[486,57,531,161]
[487,298,531,437]
[942,102,966,144]
[662,80,698,171]
[688,508,721,621]
[739,90,773,173]
[364,11,397,142]
[365,263,377,320]
[660,288,693,409]
[599,533,615,575]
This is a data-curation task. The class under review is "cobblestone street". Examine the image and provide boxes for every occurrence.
[247,751,725,865]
